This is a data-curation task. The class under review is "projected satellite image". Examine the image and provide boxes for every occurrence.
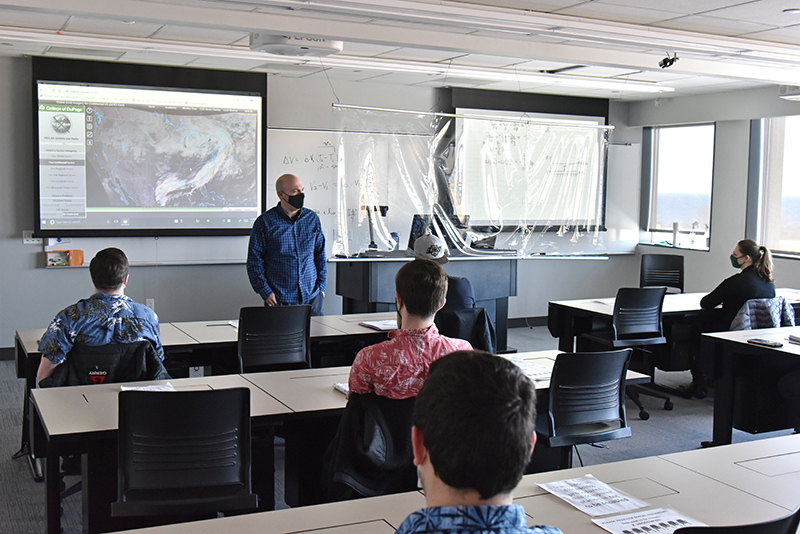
[85,106,258,208]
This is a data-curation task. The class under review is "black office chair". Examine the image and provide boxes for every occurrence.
[530,349,632,472]
[39,340,163,388]
[35,341,164,498]
[580,287,672,420]
[674,505,800,533]
[237,305,312,373]
[112,388,258,524]
[322,392,417,502]
[640,253,684,293]
[434,306,497,353]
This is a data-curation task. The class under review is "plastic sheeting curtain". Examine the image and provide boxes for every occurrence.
[332,107,609,257]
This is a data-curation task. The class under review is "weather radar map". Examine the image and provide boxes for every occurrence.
[37,80,263,233]
[87,106,258,209]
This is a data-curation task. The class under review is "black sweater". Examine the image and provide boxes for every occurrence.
[700,265,775,328]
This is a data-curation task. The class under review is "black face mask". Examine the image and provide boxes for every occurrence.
[286,192,305,210]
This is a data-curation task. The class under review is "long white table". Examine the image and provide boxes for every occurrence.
[115,436,800,534]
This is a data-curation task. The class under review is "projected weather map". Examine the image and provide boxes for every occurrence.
[36,81,263,234]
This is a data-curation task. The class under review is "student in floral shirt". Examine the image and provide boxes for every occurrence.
[348,259,472,399]
[37,248,169,383]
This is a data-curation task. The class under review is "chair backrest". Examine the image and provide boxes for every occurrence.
[237,305,311,373]
[674,505,800,534]
[41,341,161,388]
[640,253,684,293]
[114,388,256,515]
[323,392,417,499]
[547,349,632,436]
[730,296,796,331]
[434,306,497,353]
[613,287,667,340]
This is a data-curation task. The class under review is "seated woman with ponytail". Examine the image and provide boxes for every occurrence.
[700,239,776,329]
[685,239,776,399]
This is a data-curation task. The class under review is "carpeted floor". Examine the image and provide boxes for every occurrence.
[1,326,793,533]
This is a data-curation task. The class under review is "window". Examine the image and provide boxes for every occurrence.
[758,116,800,255]
[642,124,715,250]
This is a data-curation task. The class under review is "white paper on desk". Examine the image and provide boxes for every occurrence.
[333,382,349,395]
[229,320,239,330]
[120,383,176,392]
[358,320,398,331]
[594,298,615,306]
[538,475,649,517]
[592,507,706,534]
[507,357,550,381]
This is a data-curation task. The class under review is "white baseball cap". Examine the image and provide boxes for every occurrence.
[413,234,449,264]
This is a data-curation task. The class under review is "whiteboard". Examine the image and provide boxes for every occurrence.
[266,128,341,258]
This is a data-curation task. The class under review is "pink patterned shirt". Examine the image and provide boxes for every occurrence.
[348,324,472,399]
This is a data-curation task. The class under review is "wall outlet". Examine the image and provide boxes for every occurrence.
[146,298,155,309]
[22,230,43,245]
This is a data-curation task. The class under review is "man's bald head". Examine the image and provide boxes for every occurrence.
[276,174,302,195]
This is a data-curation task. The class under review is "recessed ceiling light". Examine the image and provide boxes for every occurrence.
[121,21,136,25]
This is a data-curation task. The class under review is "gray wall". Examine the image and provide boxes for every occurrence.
[2,56,799,348]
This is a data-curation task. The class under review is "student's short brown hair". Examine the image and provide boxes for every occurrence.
[89,248,129,290]
[395,259,447,318]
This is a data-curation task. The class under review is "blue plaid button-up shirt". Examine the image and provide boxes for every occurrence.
[395,505,563,534]
[246,204,327,304]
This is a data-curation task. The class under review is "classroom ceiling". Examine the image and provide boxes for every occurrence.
[2,0,800,101]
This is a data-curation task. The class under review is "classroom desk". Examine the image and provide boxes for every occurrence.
[547,288,800,353]
[661,433,800,511]
[702,326,800,446]
[31,374,291,534]
[15,313,393,482]
[117,437,798,534]
[31,350,647,532]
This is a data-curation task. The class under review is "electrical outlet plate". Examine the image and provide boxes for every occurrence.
[23,231,43,245]
[146,298,155,309]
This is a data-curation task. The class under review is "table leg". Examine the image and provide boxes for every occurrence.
[44,434,61,534]
[710,342,735,446]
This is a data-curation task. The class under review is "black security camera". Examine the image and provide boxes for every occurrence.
[659,53,678,69]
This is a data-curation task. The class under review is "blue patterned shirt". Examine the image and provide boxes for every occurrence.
[247,204,327,304]
[38,293,164,364]
[395,505,563,534]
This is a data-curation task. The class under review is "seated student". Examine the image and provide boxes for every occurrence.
[348,258,472,399]
[37,247,170,384]
[413,233,476,311]
[700,239,776,329]
[687,239,776,397]
[397,350,562,534]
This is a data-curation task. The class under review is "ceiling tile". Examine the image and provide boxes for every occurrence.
[62,16,163,38]
[651,14,776,36]
[151,25,249,45]
[338,42,401,57]
[699,0,800,27]
[554,2,688,25]
[0,10,70,30]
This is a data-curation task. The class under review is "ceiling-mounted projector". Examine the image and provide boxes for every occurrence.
[779,85,800,101]
[249,33,343,56]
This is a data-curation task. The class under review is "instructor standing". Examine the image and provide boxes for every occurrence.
[247,173,327,316]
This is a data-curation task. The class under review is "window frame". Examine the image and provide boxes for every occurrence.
[640,123,716,251]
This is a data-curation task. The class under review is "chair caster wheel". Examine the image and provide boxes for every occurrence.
[639,409,650,420]
[664,401,674,411]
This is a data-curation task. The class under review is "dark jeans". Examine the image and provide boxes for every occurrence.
[277,291,325,316]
